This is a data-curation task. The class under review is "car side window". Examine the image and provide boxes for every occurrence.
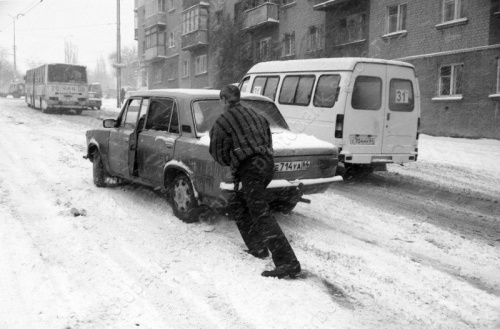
[279,75,315,106]
[145,98,179,133]
[122,98,142,128]
[137,98,150,130]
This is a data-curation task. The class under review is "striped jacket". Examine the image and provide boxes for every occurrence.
[209,102,273,175]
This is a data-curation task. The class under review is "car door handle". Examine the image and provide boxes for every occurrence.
[387,113,391,121]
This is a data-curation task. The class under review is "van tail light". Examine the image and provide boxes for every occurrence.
[416,117,420,140]
[335,114,344,138]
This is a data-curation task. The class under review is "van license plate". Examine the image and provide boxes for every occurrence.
[350,136,375,145]
[275,161,310,172]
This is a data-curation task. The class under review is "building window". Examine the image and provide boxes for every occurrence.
[387,4,407,33]
[182,60,190,78]
[256,37,271,61]
[439,64,463,96]
[338,13,366,44]
[158,0,166,12]
[145,27,158,48]
[283,32,295,57]
[170,0,175,9]
[307,26,321,52]
[182,6,207,35]
[195,54,207,75]
[442,0,462,22]
[169,32,176,48]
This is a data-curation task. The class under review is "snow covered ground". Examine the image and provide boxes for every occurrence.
[0,98,499,329]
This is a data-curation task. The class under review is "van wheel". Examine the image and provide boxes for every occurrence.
[169,173,200,223]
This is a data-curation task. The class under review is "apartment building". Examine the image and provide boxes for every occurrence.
[134,0,499,138]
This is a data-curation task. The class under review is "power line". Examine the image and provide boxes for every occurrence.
[0,0,44,31]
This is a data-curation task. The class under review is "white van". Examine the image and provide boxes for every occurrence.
[239,58,420,175]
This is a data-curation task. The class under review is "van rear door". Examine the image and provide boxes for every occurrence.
[343,63,386,159]
[382,66,418,155]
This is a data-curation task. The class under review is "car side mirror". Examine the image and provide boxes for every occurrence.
[103,119,116,128]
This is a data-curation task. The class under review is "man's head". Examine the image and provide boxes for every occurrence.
[220,85,240,105]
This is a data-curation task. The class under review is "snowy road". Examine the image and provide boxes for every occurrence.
[1,98,499,329]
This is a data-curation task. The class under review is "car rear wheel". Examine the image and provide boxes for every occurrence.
[93,151,111,187]
[169,173,200,223]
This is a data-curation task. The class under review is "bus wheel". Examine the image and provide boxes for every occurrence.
[75,109,82,115]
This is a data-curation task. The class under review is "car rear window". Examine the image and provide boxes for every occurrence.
[279,75,315,106]
[351,76,382,111]
[192,99,289,136]
[313,74,341,108]
[389,79,414,112]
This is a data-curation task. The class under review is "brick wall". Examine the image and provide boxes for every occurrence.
[406,47,500,139]
[369,0,491,59]
[278,1,325,59]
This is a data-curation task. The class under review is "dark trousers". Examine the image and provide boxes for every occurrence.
[231,155,299,267]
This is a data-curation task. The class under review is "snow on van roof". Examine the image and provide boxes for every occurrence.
[247,57,414,74]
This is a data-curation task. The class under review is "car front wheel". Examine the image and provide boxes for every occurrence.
[93,151,111,187]
[169,174,200,223]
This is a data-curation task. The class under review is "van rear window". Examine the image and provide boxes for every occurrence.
[314,75,341,108]
[279,75,315,106]
[352,76,382,111]
[389,79,414,112]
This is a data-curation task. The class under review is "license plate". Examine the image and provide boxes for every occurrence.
[274,161,310,172]
[350,135,375,145]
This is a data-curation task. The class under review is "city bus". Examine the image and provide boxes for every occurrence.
[25,63,89,115]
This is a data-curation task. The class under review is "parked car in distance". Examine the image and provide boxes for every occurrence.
[88,83,102,110]
[84,89,342,222]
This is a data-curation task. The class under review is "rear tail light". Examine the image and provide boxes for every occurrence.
[416,117,420,140]
[335,114,344,138]
[319,158,334,170]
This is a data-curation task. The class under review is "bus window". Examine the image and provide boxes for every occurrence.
[252,76,280,101]
[389,79,414,112]
[314,75,341,108]
[279,75,315,106]
[352,76,382,111]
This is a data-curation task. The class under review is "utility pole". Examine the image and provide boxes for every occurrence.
[116,0,122,108]
[7,13,24,79]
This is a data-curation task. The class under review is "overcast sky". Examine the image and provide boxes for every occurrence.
[0,0,136,73]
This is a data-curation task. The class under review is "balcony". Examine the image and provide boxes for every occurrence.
[243,2,279,30]
[181,30,208,51]
[313,0,351,10]
[144,46,166,62]
[145,12,166,29]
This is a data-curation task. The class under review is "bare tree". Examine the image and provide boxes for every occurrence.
[0,47,16,89]
[64,40,79,64]
[108,45,138,86]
